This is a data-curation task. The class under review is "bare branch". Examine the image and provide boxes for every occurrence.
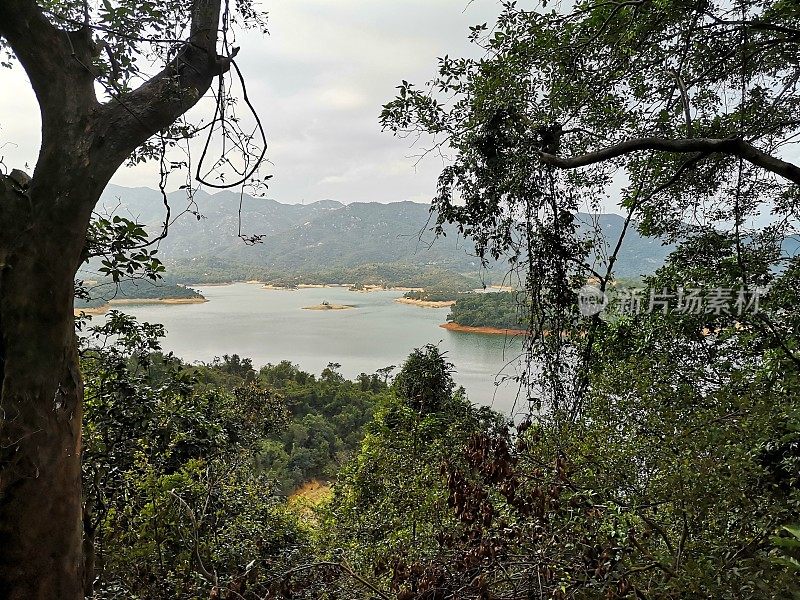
[666,70,692,137]
[539,137,800,186]
[282,561,391,599]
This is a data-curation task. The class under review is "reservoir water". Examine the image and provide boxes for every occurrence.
[101,283,528,415]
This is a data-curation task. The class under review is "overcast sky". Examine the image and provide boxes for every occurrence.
[0,0,506,205]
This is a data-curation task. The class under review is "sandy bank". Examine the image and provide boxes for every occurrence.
[353,285,423,292]
[190,282,233,287]
[74,297,207,316]
[440,322,527,336]
[395,297,455,308]
[111,298,207,306]
[74,306,110,316]
[302,303,356,311]
[261,283,425,292]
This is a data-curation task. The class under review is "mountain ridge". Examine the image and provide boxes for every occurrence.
[95,185,674,282]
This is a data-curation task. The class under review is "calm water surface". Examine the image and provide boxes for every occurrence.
[107,283,528,414]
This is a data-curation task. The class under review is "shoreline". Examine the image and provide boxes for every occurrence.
[75,297,207,316]
[440,322,527,336]
[110,298,208,306]
[354,285,423,293]
[395,297,455,308]
[190,282,235,287]
[261,283,425,292]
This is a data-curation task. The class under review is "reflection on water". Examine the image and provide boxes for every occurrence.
[97,283,529,415]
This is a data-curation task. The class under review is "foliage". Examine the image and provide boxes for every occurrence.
[252,360,385,493]
[79,316,390,598]
[446,291,528,330]
[76,216,170,305]
[329,222,798,599]
[321,345,506,588]
[80,314,306,598]
[381,0,800,403]
[76,216,205,311]
[773,525,800,576]
[368,0,800,598]
[85,216,165,283]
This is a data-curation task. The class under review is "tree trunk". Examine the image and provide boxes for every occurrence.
[0,180,92,599]
[0,2,228,595]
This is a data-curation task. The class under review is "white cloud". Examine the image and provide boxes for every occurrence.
[0,68,40,170]
[0,1,506,206]
[318,87,368,111]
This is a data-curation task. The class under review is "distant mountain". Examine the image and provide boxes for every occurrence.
[94,185,675,283]
[98,185,483,276]
[576,213,675,277]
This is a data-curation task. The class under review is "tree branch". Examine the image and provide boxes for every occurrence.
[94,0,229,162]
[538,137,800,186]
[282,561,391,599]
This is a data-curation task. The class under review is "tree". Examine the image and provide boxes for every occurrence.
[392,345,460,414]
[381,0,800,413]
[0,1,265,596]
[324,346,505,590]
[393,248,800,598]
[377,0,800,596]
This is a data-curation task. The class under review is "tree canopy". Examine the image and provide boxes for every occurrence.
[381,0,800,412]
[371,0,800,597]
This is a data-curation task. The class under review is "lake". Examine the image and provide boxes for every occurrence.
[100,283,529,415]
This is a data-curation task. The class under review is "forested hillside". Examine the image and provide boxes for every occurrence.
[79,305,800,598]
[97,185,486,278]
[95,185,681,282]
[79,315,501,597]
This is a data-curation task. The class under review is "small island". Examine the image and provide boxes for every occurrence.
[302,301,356,311]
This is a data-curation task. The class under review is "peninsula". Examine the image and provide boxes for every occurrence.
[74,281,207,316]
